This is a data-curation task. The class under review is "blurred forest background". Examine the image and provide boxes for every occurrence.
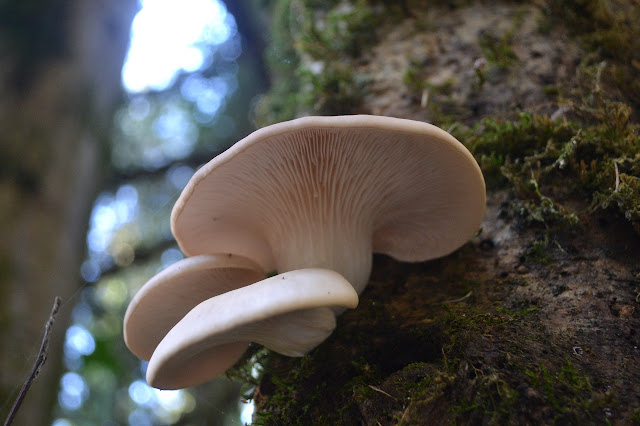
[1,0,639,425]
[1,0,268,424]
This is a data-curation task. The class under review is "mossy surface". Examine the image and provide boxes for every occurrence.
[254,0,397,125]
[247,255,624,425]
[544,0,640,112]
[243,0,640,424]
[250,254,462,424]
[453,68,640,234]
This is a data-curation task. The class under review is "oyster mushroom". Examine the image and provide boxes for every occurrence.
[124,254,264,361]
[146,268,358,389]
[172,115,486,294]
[126,115,486,389]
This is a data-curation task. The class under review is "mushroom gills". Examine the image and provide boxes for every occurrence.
[171,115,486,295]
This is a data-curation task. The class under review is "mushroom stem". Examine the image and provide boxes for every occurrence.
[271,223,373,295]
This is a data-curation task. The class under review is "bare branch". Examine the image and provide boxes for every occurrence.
[4,297,62,426]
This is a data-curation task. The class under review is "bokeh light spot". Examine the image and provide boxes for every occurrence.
[129,380,155,406]
[241,400,255,424]
[160,247,184,268]
[95,279,128,310]
[65,325,96,359]
[59,372,89,411]
[166,164,194,190]
[122,0,233,93]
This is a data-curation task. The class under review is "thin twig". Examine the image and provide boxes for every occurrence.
[368,385,397,400]
[420,89,429,109]
[4,296,62,426]
[614,161,620,191]
[442,291,473,305]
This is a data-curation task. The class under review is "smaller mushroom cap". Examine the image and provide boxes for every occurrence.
[146,268,358,389]
[124,254,264,360]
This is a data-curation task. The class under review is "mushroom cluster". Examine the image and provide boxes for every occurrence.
[124,115,486,389]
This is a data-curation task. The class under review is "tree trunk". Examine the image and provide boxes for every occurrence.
[0,1,136,423]
[250,1,640,424]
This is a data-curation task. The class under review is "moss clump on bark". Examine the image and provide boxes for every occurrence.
[433,305,617,425]
[247,271,618,425]
[249,254,454,424]
[254,0,395,125]
[241,0,640,424]
[454,67,640,235]
[544,0,640,109]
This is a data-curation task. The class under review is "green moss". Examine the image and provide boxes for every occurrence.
[519,357,617,423]
[451,356,612,425]
[247,1,639,423]
[247,265,618,424]
[403,61,455,95]
[299,64,364,115]
[452,373,520,424]
[496,306,538,317]
[393,364,456,424]
[451,66,640,235]
[226,346,270,398]
[457,113,575,188]
[503,172,580,232]
[592,172,640,233]
[523,236,552,265]
[251,350,383,424]
[478,28,518,69]
[246,261,456,424]
[438,304,516,370]
[299,0,383,60]
[255,0,391,124]
[544,0,640,108]
[432,304,618,424]
[411,306,523,423]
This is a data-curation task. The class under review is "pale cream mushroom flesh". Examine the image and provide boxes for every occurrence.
[125,256,358,389]
[127,115,486,389]
[146,268,358,389]
[171,115,486,295]
[124,254,264,361]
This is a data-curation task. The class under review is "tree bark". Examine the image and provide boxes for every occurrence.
[0,1,136,423]
[251,1,640,424]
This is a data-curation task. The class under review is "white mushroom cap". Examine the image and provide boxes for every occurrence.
[146,268,358,389]
[124,254,264,360]
[171,115,486,294]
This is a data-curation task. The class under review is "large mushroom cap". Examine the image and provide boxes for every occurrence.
[146,268,358,389]
[124,254,264,360]
[171,115,485,293]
